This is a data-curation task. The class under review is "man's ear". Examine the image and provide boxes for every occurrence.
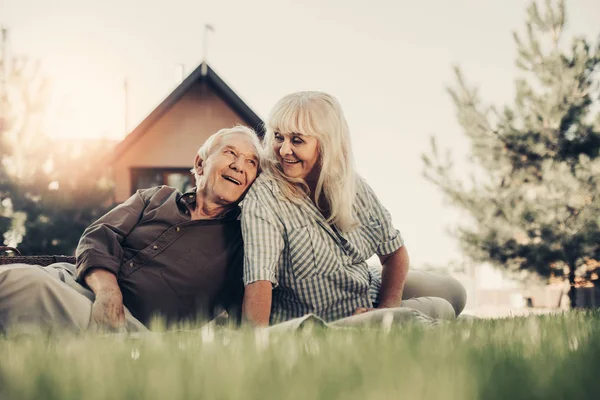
[194,154,204,176]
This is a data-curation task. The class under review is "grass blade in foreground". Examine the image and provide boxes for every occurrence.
[1,311,598,400]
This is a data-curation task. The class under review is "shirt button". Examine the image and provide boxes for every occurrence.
[152,245,158,250]
[176,227,180,232]
[129,262,134,268]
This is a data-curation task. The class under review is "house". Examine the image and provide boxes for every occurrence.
[111,62,264,203]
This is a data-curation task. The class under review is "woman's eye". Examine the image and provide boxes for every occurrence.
[225,149,236,156]
[248,159,257,167]
[292,137,304,145]
[274,134,284,142]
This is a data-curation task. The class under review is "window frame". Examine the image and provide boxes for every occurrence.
[130,167,194,195]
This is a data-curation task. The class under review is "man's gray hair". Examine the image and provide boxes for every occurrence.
[191,125,262,185]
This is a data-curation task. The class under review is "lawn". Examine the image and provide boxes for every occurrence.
[0,311,598,400]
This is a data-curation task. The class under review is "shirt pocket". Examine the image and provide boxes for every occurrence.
[287,226,316,280]
[287,225,340,280]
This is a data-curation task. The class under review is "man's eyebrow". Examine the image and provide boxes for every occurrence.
[224,145,258,161]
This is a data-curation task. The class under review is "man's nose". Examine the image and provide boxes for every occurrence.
[280,140,292,156]
[230,156,245,172]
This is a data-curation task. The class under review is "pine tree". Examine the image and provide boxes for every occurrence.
[422,0,600,307]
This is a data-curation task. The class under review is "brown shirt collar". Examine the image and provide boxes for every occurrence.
[177,188,240,220]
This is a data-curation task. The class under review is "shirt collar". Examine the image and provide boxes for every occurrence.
[178,187,240,220]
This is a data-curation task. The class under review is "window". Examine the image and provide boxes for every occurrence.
[131,168,194,194]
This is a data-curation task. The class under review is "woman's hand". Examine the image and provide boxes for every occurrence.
[352,307,375,316]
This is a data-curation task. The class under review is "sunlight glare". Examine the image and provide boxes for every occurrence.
[45,67,126,141]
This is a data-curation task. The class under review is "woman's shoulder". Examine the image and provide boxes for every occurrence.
[353,175,383,210]
[354,175,374,199]
[248,173,278,193]
[244,173,282,203]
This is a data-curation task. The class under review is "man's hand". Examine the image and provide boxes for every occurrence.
[84,268,126,331]
[91,289,126,330]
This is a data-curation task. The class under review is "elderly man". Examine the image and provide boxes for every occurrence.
[0,125,261,334]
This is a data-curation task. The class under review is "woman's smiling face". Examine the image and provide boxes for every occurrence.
[272,131,320,181]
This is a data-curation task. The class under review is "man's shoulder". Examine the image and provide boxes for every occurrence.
[136,185,181,203]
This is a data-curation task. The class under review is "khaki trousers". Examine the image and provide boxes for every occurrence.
[0,264,467,334]
[0,263,147,335]
[369,268,467,321]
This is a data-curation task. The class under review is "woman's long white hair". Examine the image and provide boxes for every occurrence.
[263,91,358,232]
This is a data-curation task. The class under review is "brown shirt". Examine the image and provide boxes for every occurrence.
[75,186,243,326]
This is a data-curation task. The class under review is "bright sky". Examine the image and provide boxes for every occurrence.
[2,0,599,269]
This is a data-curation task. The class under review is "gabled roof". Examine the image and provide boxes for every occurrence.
[112,62,264,162]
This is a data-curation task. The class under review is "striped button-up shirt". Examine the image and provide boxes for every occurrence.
[241,174,404,324]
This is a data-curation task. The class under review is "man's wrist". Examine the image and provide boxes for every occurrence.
[95,286,122,298]
[85,268,121,296]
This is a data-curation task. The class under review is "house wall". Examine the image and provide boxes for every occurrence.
[113,82,252,202]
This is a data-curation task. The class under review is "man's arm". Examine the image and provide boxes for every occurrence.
[85,268,125,330]
[377,245,410,308]
[76,188,160,328]
[242,281,272,327]
[75,188,157,283]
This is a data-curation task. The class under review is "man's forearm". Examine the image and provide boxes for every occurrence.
[85,268,126,329]
[84,268,121,296]
[242,281,273,327]
[378,246,410,308]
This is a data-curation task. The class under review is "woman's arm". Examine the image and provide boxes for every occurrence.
[377,245,410,308]
[242,281,273,327]
[240,181,285,327]
[359,178,408,308]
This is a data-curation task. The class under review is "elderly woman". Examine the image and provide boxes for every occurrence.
[241,91,466,326]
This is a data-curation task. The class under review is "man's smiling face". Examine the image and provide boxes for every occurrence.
[196,132,259,206]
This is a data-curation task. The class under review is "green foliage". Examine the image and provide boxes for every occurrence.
[0,55,114,255]
[1,312,599,399]
[422,0,600,284]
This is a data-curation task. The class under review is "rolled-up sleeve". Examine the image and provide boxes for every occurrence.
[363,181,404,256]
[241,193,284,287]
[75,189,151,283]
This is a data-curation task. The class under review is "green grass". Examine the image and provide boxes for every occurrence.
[1,312,599,400]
